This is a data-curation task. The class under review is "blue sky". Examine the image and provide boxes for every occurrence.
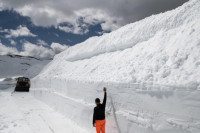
[0,0,188,59]
[0,10,104,50]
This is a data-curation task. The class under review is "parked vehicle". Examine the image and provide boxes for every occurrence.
[15,77,30,92]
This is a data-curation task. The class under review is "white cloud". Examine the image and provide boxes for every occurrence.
[58,24,89,35]
[0,42,19,55]
[0,41,68,59]
[0,2,3,11]
[20,42,54,59]
[50,42,68,54]
[0,28,9,33]
[58,8,122,34]
[74,8,122,31]
[20,42,68,58]
[37,39,48,46]
[9,39,16,46]
[0,0,188,34]
[5,25,37,38]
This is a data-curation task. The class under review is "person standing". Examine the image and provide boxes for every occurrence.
[93,87,107,133]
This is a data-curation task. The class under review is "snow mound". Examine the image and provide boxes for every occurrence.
[58,0,199,63]
[32,0,200,133]
[39,0,199,86]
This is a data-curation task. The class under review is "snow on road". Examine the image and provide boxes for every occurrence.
[0,91,90,133]
[0,92,33,133]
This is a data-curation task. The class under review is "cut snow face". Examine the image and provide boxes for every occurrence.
[32,0,200,133]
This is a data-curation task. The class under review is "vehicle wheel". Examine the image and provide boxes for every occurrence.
[15,87,19,91]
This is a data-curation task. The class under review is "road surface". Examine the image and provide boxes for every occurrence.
[0,89,90,133]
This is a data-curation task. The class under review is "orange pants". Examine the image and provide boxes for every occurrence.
[95,120,106,133]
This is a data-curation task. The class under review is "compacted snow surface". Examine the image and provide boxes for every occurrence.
[31,0,200,132]
[0,91,90,133]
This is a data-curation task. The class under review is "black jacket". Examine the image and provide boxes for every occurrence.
[93,92,107,124]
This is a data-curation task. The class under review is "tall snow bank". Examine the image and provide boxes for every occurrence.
[37,0,200,85]
[57,0,199,63]
[32,0,200,133]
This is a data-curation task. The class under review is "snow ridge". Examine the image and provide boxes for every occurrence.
[56,0,199,62]
[37,0,200,86]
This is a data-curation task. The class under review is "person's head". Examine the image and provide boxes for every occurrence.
[95,98,100,105]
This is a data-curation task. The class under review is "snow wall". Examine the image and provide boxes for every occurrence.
[31,79,200,133]
[32,0,200,132]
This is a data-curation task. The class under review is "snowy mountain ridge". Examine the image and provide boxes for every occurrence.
[0,54,50,79]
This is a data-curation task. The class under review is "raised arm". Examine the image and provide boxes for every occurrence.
[93,108,96,126]
[102,87,107,107]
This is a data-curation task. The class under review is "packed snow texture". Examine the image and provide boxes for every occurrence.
[0,91,90,133]
[47,0,200,86]
[0,55,50,78]
[32,0,200,133]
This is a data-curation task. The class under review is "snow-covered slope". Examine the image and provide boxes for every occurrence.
[32,0,200,132]
[0,55,50,79]
[37,0,199,86]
